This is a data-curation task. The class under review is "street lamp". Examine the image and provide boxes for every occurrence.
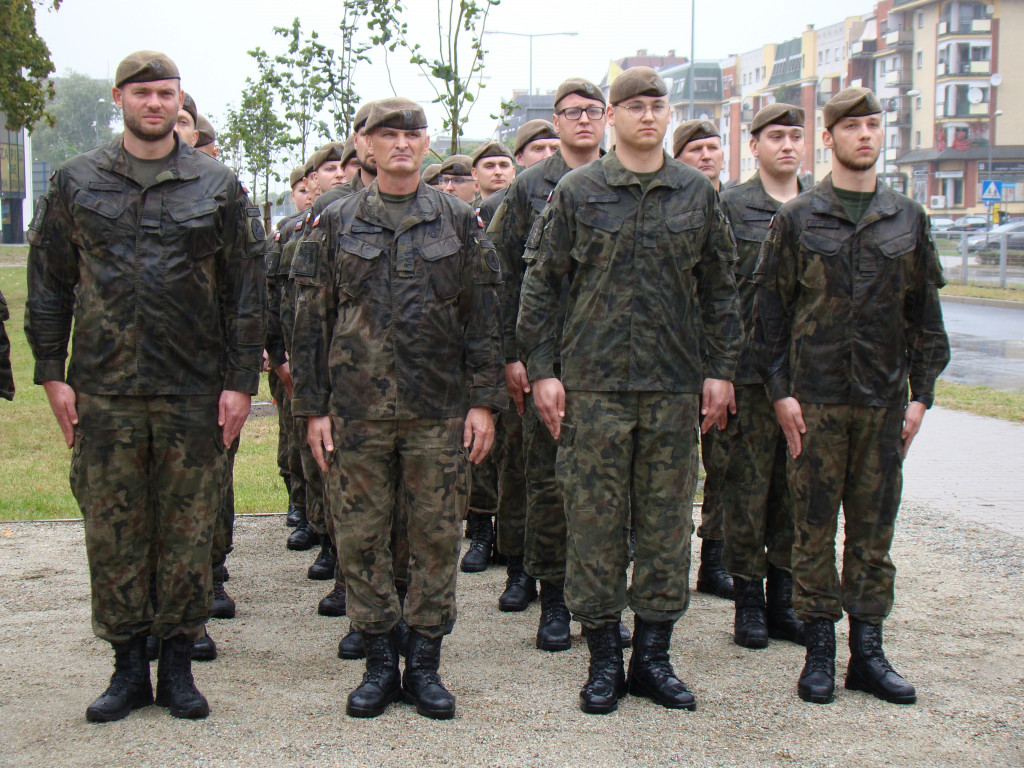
[483,30,578,96]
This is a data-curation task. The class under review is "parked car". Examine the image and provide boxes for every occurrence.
[950,215,988,231]
[930,217,954,232]
[967,220,1024,252]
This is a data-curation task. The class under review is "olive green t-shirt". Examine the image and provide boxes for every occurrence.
[834,186,875,224]
[124,150,173,189]
[379,190,418,233]
[633,170,660,194]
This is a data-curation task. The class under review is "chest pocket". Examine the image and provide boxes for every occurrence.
[797,231,842,291]
[731,216,772,276]
[573,204,621,271]
[664,209,706,269]
[169,198,221,260]
[420,234,462,301]
[337,234,384,299]
[72,190,127,252]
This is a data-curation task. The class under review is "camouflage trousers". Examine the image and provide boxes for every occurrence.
[270,370,306,511]
[210,439,238,583]
[328,416,467,638]
[468,438,499,516]
[496,409,527,558]
[71,393,224,644]
[292,415,330,539]
[698,426,727,540]
[521,395,567,585]
[788,403,903,624]
[720,385,795,581]
[558,391,700,629]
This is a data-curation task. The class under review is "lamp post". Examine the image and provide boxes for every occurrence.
[483,30,578,96]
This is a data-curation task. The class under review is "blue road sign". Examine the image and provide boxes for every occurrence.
[981,180,1003,203]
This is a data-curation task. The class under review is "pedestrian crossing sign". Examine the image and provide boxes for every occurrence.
[981,181,1003,203]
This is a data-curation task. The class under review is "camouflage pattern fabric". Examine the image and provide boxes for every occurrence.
[328,416,468,639]
[71,393,224,643]
[697,427,726,540]
[468,447,499,515]
[495,410,526,558]
[787,403,903,624]
[292,415,330,539]
[210,438,238,582]
[269,370,306,510]
[0,289,13,400]
[558,391,700,629]
[520,395,566,584]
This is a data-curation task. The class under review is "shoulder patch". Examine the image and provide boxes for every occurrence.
[274,230,281,242]
[294,218,304,231]
[546,190,553,203]
[477,213,485,229]
[312,213,321,228]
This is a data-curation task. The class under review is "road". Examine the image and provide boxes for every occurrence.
[940,297,1024,392]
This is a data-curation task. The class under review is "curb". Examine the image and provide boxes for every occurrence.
[940,294,1024,310]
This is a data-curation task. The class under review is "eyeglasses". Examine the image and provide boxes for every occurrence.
[556,106,606,121]
[614,102,670,119]
[440,175,473,185]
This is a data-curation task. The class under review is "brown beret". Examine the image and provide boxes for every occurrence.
[180,92,198,127]
[513,120,558,156]
[311,142,346,171]
[422,163,442,186]
[302,157,315,178]
[353,101,376,132]
[672,119,720,157]
[289,165,308,189]
[115,50,180,88]
[750,103,805,135]
[823,87,882,129]
[609,67,667,105]
[364,97,427,133]
[340,134,357,166]
[195,114,216,147]
[471,140,513,167]
[439,154,473,177]
[554,77,606,108]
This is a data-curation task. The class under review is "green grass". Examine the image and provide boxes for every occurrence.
[0,245,29,266]
[935,379,1024,422]
[940,282,1024,301]
[0,266,286,521]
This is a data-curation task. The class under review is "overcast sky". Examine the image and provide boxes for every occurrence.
[37,0,867,159]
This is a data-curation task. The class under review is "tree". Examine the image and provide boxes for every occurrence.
[31,71,117,166]
[367,0,501,155]
[0,0,62,132]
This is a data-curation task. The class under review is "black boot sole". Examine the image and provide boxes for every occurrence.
[844,667,917,704]
[154,691,210,719]
[797,684,835,704]
[346,689,401,718]
[403,691,455,720]
[579,697,620,714]
[307,566,335,581]
[536,634,572,652]
[85,691,153,722]
[318,599,347,617]
[210,603,236,620]
[627,679,696,711]
[695,578,734,600]
[734,630,769,649]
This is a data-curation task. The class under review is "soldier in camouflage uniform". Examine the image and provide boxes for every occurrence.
[0,288,13,401]
[291,98,504,720]
[672,119,734,601]
[518,68,741,714]
[753,88,950,706]
[717,104,809,650]
[25,51,266,722]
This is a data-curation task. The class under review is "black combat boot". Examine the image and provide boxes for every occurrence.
[191,629,217,662]
[318,581,347,616]
[696,539,734,599]
[338,623,365,660]
[627,617,696,710]
[459,512,493,573]
[286,503,304,527]
[798,618,836,704]
[403,631,456,720]
[287,512,317,551]
[536,581,572,651]
[345,629,402,718]
[145,634,160,661]
[498,556,537,612]
[845,619,917,704]
[155,635,209,719]
[765,565,804,645]
[210,574,235,620]
[733,577,769,649]
[307,535,336,580]
[85,636,153,722]
[579,622,627,714]
[618,621,632,649]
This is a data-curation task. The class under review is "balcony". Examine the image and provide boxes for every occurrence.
[883,29,914,48]
[937,60,992,78]
[886,109,912,126]
[935,102,990,119]
[938,18,994,36]
[883,68,912,88]
[850,40,877,57]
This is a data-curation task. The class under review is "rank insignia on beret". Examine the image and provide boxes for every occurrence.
[312,214,322,228]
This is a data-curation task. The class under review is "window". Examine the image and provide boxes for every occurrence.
[835,47,841,61]
[915,130,922,147]
[825,49,831,63]
[917,10,924,29]
[972,46,990,61]
[917,51,924,69]
[916,96,923,110]
[819,51,823,65]
[816,148,822,163]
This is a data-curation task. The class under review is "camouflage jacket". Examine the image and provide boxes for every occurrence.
[25,136,267,395]
[477,187,506,230]
[489,150,573,363]
[752,174,950,408]
[289,181,505,420]
[0,289,13,400]
[517,150,742,393]
[719,171,809,386]
[265,210,306,368]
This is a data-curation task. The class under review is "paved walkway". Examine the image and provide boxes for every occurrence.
[903,405,1024,537]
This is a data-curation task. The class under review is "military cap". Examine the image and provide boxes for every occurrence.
[823,87,882,129]
[364,97,428,133]
[439,154,473,177]
[471,140,513,167]
[609,67,667,104]
[302,157,315,178]
[340,134,357,167]
[554,77,606,108]
[422,163,442,186]
[195,114,216,147]
[115,50,180,88]
[289,165,308,189]
[310,142,346,171]
[180,92,198,127]
[513,119,558,156]
[672,119,720,157]
[353,101,376,133]
[750,102,805,135]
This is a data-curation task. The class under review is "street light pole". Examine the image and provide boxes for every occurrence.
[484,30,578,96]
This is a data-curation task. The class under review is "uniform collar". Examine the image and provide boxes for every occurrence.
[813,173,899,227]
[97,133,200,184]
[601,150,684,190]
[355,180,442,234]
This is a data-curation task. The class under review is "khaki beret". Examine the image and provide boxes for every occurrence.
[554,77,606,108]
[513,120,558,156]
[471,140,513,167]
[340,134,357,166]
[289,165,308,189]
[422,163,442,186]
[180,92,198,127]
[364,97,428,133]
[672,119,720,157]
[439,154,473,177]
[353,101,376,132]
[823,87,882,129]
[609,67,667,104]
[302,157,316,178]
[750,103,805,135]
[195,114,216,147]
[115,50,180,88]
[311,142,346,171]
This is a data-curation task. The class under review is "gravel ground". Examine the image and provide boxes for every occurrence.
[1,502,1022,768]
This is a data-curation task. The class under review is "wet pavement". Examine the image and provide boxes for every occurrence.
[940,297,1024,392]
